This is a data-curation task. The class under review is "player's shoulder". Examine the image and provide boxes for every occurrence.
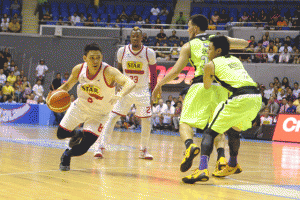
[145,46,156,55]
[118,46,126,53]
[72,63,84,74]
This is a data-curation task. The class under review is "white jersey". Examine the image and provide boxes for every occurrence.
[117,44,156,89]
[76,62,115,115]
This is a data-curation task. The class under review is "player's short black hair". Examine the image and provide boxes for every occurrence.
[84,43,102,56]
[166,100,171,104]
[189,14,208,32]
[209,36,230,57]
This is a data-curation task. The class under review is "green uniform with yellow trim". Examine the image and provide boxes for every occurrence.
[209,55,262,134]
[179,33,229,129]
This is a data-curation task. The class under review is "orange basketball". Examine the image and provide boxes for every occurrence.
[47,90,71,113]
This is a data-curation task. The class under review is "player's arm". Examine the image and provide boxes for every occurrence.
[57,64,81,92]
[226,36,249,50]
[203,61,215,89]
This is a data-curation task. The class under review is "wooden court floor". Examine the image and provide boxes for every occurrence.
[0,124,299,200]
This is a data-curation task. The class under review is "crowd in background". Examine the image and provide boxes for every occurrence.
[0,0,21,33]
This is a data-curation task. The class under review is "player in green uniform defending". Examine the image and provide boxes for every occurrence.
[152,14,249,173]
[182,36,262,184]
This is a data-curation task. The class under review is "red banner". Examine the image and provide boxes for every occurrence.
[273,114,300,143]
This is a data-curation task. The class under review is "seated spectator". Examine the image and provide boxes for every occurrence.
[1,18,9,32]
[70,94,75,102]
[10,0,21,12]
[26,93,37,104]
[32,80,44,101]
[208,20,216,30]
[239,11,249,24]
[41,11,52,23]
[170,43,180,61]
[281,77,290,89]
[154,19,162,29]
[22,81,32,102]
[119,11,129,23]
[13,82,22,102]
[8,18,21,33]
[266,40,278,53]
[156,28,167,42]
[286,88,297,102]
[286,100,297,113]
[142,18,152,29]
[0,69,6,86]
[37,96,45,105]
[253,42,266,63]
[7,71,16,86]
[258,9,267,24]
[36,59,48,84]
[151,4,160,16]
[279,48,291,63]
[2,81,14,96]
[85,16,94,27]
[274,38,282,48]
[1,14,10,24]
[130,11,140,22]
[19,70,25,79]
[61,72,69,84]
[262,35,269,48]
[160,7,169,16]
[3,63,10,77]
[249,11,258,23]
[179,40,184,47]
[162,100,175,130]
[5,95,16,104]
[71,12,80,25]
[15,75,22,87]
[266,48,276,63]
[260,108,273,125]
[245,44,255,63]
[51,73,61,91]
[270,10,281,23]
[13,65,20,76]
[248,36,257,47]
[12,13,21,23]
[211,11,220,24]
[168,30,179,42]
[277,17,287,29]
[80,13,86,23]
[219,9,229,23]
[173,101,182,132]
[152,98,167,129]
[0,95,7,103]
[167,95,175,106]
[176,12,186,29]
[226,17,235,27]
[142,33,149,45]
[267,96,279,115]
[279,42,293,53]
[136,17,145,26]
[293,49,300,64]
[279,98,289,113]
[22,76,31,89]
[293,82,300,97]
[277,89,286,101]
[293,93,300,106]
[112,19,121,28]
[2,48,11,62]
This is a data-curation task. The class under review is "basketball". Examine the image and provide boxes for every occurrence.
[47,90,71,113]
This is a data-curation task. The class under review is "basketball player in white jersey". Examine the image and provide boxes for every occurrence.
[51,43,135,171]
[94,27,157,159]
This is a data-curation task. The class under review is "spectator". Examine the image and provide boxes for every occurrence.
[70,94,75,102]
[141,33,149,46]
[41,11,52,24]
[245,44,255,63]
[79,13,86,23]
[258,9,267,24]
[249,11,258,23]
[293,82,300,97]
[167,95,175,106]
[3,63,10,77]
[260,108,273,125]
[253,42,266,63]
[279,48,291,63]
[15,75,22,87]
[0,52,8,69]
[1,14,10,24]
[277,89,286,101]
[8,60,15,70]
[51,73,61,91]
[136,17,145,26]
[266,48,276,63]
[211,11,220,24]
[176,12,186,29]
[261,35,269,48]
[8,17,21,33]
[286,88,296,102]
[85,16,94,27]
[277,17,287,29]
[32,80,44,101]
[152,98,167,129]
[13,65,20,76]
[0,95,8,103]
[22,81,32,102]
[154,19,162,29]
[156,28,167,42]
[293,93,300,107]
[142,18,152,29]
[281,77,290,89]
[208,20,216,30]
[219,9,229,23]
[10,0,21,12]
[61,72,69,84]
[274,38,282,48]
[71,12,80,25]
[293,49,300,64]
[112,19,120,28]
[26,93,37,104]
[286,100,297,113]
[151,4,160,16]
[248,36,257,47]
[226,17,235,27]
[267,96,279,115]
[5,95,16,104]
[162,100,175,130]
[22,76,31,89]
[7,71,16,86]
[35,59,48,84]
[2,81,14,96]
[279,98,289,113]
[239,11,249,24]
[13,82,22,102]
[37,96,45,105]
[170,43,180,61]
[130,11,140,22]
[266,40,278,53]
[159,7,169,16]
[0,69,6,86]
[13,13,21,23]
[173,97,179,107]
[119,11,129,23]
[168,30,179,42]
[173,101,182,132]
[1,18,9,32]
[279,42,293,53]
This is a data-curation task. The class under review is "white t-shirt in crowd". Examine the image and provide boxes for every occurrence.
[71,15,81,24]
[293,88,300,98]
[264,88,274,99]
[267,53,276,62]
[153,103,168,114]
[36,64,48,77]
[279,46,293,53]
[260,116,273,125]
[162,106,175,124]
[151,8,160,16]
[32,84,44,100]
[0,74,6,85]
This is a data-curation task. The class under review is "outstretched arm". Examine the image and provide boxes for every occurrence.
[203,61,215,89]
[227,36,249,50]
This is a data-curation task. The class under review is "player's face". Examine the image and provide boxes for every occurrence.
[208,43,216,61]
[84,50,102,68]
[187,21,196,39]
[130,31,142,48]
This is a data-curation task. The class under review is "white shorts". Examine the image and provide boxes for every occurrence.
[59,101,109,136]
[112,89,152,118]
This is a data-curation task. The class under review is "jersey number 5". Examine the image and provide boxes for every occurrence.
[130,76,138,83]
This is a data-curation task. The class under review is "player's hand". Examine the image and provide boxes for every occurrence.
[152,84,162,102]
[109,94,122,105]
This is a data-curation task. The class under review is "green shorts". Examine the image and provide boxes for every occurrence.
[179,83,229,129]
[209,94,262,134]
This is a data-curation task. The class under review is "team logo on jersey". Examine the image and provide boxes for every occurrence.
[81,84,103,100]
[126,61,143,70]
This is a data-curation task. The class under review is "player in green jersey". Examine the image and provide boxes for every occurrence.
[182,36,262,184]
[152,14,249,174]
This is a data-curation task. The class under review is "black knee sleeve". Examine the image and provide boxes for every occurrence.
[227,128,240,157]
[201,128,219,156]
[68,132,98,157]
[57,126,75,139]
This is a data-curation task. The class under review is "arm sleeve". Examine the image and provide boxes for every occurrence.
[117,47,125,64]
[147,48,157,93]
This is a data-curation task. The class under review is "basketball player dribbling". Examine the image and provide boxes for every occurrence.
[51,43,136,171]
[94,27,157,160]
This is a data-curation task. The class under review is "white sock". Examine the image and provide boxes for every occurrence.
[140,117,151,149]
[97,112,120,150]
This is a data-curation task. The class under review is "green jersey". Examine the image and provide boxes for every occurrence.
[189,33,215,77]
[213,55,257,92]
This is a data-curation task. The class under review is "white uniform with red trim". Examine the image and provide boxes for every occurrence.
[60,62,115,136]
[112,44,156,118]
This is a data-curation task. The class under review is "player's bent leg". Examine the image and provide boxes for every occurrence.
[139,117,153,160]
[57,126,76,140]
[213,134,227,174]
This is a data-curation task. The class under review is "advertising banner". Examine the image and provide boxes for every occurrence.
[273,114,300,143]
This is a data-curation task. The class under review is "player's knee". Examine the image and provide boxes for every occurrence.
[57,126,71,139]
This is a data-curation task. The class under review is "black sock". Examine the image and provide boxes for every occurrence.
[185,139,194,149]
[217,148,225,160]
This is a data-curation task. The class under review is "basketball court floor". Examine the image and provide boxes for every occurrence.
[0,124,299,200]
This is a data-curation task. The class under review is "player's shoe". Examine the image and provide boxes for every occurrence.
[94,147,105,158]
[180,144,200,172]
[139,148,153,160]
[212,157,227,176]
[182,169,209,184]
[212,164,243,177]
[60,149,71,171]
[69,130,83,148]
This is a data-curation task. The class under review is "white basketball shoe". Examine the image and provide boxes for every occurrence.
[139,147,153,160]
[94,147,105,158]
